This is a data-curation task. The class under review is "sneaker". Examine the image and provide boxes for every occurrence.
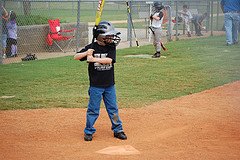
[233,41,238,45]
[114,132,127,140]
[152,52,161,58]
[84,134,92,141]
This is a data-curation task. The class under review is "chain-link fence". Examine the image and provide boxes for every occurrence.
[0,0,223,64]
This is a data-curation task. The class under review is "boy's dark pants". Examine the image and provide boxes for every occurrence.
[193,21,201,35]
[6,38,17,57]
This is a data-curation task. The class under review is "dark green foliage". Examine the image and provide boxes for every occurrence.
[16,15,66,26]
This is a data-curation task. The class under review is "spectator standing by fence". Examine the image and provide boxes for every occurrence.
[6,10,17,57]
[221,0,240,46]
[1,5,8,58]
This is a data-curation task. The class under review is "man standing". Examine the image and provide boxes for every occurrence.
[1,5,8,58]
[221,0,240,46]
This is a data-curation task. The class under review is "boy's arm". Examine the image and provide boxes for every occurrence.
[74,49,94,60]
[151,14,160,20]
[151,12,164,21]
[178,11,192,18]
[197,22,201,27]
[87,56,112,64]
[178,11,188,16]
[197,15,206,26]
[1,5,8,17]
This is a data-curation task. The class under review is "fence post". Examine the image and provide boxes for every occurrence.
[165,5,172,41]
[216,1,220,31]
[127,0,132,47]
[206,0,211,32]
[0,3,2,64]
[147,1,153,42]
[175,0,179,41]
[76,0,81,51]
[210,0,214,36]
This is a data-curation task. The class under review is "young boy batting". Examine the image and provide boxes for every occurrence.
[74,21,127,141]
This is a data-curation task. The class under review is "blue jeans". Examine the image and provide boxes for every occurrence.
[239,14,240,32]
[2,34,7,48]
[224,12,240,45]
[84,85,123,135]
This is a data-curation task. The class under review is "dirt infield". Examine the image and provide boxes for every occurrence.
[0,81,240,160]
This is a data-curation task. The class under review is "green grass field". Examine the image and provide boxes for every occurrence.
[0,35,239,110]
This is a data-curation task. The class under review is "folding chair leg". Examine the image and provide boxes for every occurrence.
[53,41,66,53]
[52,38,75,53]
[65,39,75,52]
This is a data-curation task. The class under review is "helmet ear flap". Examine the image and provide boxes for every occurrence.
[93,27,104,39]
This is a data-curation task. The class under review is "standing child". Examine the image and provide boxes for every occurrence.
[74,21,127,141]
[179,4,193,37]
[149,1,164,58]
[6,10,17,57]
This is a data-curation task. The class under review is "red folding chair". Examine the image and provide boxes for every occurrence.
[46,19,76,53]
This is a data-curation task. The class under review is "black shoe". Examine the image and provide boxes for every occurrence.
[233,41,238,45]
[10,54,18,57]
[84,134,92,141]
[114,132,127,140]
[152,52,161,58]
[6,53,12,58]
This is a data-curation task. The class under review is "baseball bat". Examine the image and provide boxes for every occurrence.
[92,0,106,44]
[126,1,139,47]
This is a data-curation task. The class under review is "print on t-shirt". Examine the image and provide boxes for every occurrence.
[94,53,112,71]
